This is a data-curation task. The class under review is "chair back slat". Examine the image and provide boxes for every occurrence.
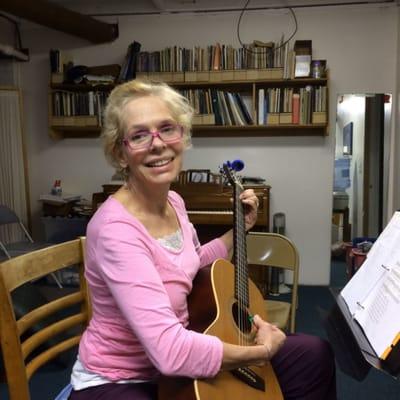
[0,237,89,400]
[17,292,83,336]
[26,335,82,380]
[21,312,88,360]
[1,239,83,291]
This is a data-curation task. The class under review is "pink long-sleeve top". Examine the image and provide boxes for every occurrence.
[78,191,226,381]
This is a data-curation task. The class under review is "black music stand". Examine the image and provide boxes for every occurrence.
[322,289,400,381]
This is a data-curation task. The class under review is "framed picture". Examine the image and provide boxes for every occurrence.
[343,122,353,156]
[187,169,211,183]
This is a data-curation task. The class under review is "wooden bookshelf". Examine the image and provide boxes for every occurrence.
[48,69,329,139]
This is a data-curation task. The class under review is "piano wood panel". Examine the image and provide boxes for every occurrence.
[92,182,270,243]
[173,183,270,230]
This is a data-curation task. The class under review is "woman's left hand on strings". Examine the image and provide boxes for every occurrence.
[240,189,259,231]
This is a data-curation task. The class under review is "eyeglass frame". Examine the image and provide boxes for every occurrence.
[122,124,184,151]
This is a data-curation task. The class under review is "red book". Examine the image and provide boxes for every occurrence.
[292,93,300,124]
[213,43,221,71]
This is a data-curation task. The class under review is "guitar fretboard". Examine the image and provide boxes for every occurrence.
[233,181,249,308]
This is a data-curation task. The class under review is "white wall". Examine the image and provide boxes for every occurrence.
[17,3,398,285]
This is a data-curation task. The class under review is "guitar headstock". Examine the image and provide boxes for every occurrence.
[221,161,242,188]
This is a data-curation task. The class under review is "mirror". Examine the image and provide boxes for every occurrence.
[332,93,392,248]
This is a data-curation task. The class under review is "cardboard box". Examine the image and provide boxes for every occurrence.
[312,112,327,124]
[193,114,215,125]
[267,113,280,125]
[294,40,312,78]
[279,113,293,124]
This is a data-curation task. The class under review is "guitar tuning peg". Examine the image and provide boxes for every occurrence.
[231,159,244,172]
[223,160,245,172]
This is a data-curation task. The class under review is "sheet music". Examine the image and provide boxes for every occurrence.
[355,261,400,358]
[340,211,400,359]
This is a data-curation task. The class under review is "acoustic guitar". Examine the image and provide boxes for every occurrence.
[159,164,283,400]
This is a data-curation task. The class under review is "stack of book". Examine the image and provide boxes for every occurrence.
[180,89,253,126]
[136,39,290,73]
[257,85,327,125]
[51,91,108,126]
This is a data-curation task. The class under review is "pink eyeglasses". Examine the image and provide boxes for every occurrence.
[123,124,184,151]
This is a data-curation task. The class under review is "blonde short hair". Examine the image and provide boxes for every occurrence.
[101,79,193,174]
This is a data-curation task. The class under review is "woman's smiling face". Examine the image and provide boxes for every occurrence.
[120,95,185,189]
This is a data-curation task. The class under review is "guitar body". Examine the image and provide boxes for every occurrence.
[159,163,283,400]
[158,259,283,400]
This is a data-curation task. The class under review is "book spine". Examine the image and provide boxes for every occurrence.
[258,89,265,125]
[292,93,300,124]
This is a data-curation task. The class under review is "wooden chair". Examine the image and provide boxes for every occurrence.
[246,232,299,333]
[0,237,90,400]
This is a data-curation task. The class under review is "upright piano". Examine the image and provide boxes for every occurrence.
[171,180,270,243]
[92,174,270,243]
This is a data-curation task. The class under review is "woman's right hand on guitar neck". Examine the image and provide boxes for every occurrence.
[252,314,287,360]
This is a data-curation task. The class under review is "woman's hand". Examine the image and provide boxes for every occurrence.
[240,189,259,231]
[252,314,286,360]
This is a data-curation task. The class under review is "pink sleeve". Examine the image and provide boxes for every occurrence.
[96,221,223,378]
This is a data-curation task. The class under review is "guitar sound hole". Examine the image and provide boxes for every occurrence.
[232,302,252,333]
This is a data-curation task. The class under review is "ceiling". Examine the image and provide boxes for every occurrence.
[47,0,398,15]
[0,0,397,52]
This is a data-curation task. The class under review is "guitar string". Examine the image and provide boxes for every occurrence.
[240,194,247,347]
[239,187,244,347]
[235,184,242,346]
[234,181,242,346]
[237,181,246,347]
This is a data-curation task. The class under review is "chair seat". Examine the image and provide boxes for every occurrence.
[265,300,291,330]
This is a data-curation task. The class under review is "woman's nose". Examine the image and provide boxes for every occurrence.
[149,133,166,149]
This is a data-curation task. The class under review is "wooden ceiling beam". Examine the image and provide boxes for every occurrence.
[0,0,118,44]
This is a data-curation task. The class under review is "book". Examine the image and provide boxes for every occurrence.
[226,92,245,126]
[119,41,141,81]
[126,41,142,80]
[234,93,253,125]
[212,43,222,71]
[209,89,223,125]
[258,89,265,125]
[340,211,400,362]
[217,91,231,125]
[223,92,237,125]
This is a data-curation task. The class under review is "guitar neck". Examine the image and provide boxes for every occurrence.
[233,182,249,308]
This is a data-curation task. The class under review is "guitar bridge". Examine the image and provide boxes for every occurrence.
[231,367,265,391]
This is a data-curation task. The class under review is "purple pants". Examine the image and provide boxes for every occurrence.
[271,334,337,400]
[69,333,336,400]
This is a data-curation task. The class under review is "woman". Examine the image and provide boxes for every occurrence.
[69,80,336,400]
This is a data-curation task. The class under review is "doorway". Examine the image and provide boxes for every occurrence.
[332,93,392,245]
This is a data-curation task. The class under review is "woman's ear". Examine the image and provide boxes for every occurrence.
[114,144,128,169]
